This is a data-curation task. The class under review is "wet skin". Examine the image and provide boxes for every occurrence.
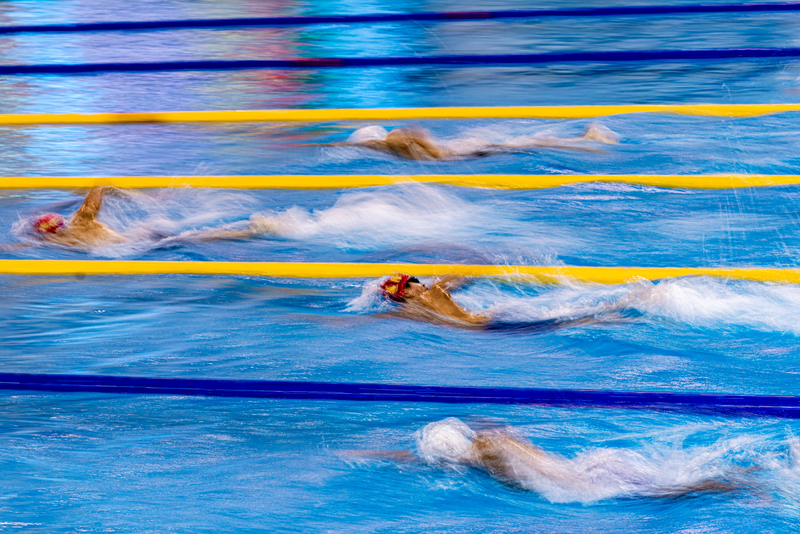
[401,278,489,326]
[38,186,127,248]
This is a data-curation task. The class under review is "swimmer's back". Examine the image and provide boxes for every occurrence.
[382,128,449,161]
[416,285,488,325]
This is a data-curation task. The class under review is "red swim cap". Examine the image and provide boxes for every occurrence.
[33,213,65,234]
[381,273,411,301]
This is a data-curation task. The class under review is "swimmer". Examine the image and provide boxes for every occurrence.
[381,273,489,327]
[17,186,275,251]
[29,186,128,249]
[380,273,618,331]
[350,418,752,500]
[332,124,619,161]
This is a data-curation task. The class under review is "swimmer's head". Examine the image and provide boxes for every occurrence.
[404,279,426,299]
[416,418,476,465]
[347,125,388,144]
[380,273,421,302]
[33,213,65,235]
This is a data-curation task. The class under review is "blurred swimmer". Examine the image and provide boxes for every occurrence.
[30,186,128,248]
[21,186,274,250]
[380,273,615,331]
[351,418,752,500]
[334,124,619,161]
[381,273,489,326]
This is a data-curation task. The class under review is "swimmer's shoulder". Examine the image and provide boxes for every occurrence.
[423,285,456,304]
[59,218,126,246]
[421,286,488,325]
[474,431,546,459]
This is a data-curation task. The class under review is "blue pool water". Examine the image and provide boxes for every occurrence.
[2,0,800,531]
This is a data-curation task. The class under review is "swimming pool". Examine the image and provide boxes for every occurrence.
[2,0,800,531]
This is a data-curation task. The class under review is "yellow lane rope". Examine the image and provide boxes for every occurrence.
[1,104,800,125]
[1,261,798,285]
[2,174,800,190]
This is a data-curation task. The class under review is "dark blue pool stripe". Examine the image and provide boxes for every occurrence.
[1,373,799,418]
[3,3,800,34]
[3,48,800,75]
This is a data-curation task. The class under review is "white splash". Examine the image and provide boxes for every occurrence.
[249,183,484,250]
[416,418,477,466]
[470,276,800,334]
[344,278,389,313]
[347,125,389,143]
[620,277,800,334]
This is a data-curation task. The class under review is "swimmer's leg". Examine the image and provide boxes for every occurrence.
[488,124,619,153]
[245,214,280,235]
[645,463,762,499]
[647,478,743,499]
[72,186,108,222]
[183,214,280,242]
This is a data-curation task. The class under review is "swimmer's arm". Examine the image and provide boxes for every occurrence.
[191,228,258,241]
[307,141,346,147]
[187,217,278,241]
[72,186,108,222]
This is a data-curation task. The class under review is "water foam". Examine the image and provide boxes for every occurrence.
[483,277,800,334]
[416,418,476,466]
[621,277,800,335]
[249,183,484,250]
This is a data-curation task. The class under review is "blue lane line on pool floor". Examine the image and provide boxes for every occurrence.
[2,3,800,34]
[2,48,800,75]
[1,373,799,418]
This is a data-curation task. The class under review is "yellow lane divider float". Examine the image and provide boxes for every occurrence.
[2,104,800,125]
[2,174,800,190]
[1,261,799,285]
